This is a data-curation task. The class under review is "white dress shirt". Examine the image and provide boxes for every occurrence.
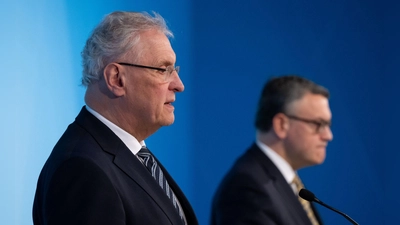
[256,139,298,194]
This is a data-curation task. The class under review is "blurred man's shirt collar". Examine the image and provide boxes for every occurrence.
[256,139,296,185]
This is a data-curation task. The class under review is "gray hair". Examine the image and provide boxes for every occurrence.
[81,11,173,86]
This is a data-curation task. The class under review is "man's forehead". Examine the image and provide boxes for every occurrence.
[136,30,175,62]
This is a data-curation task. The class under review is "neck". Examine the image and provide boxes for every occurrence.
[257,130,291,166]
[85,84,156,141]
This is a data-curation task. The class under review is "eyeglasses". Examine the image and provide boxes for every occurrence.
[116,62,180,81]
[285,114,331,134]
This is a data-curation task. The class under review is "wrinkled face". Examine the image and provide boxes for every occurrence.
[119,29,184,133]
[284,93,333,170]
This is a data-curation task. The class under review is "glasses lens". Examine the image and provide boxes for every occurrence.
[317,124,323,133]
[164,66,179,81]
[317,122,330,133]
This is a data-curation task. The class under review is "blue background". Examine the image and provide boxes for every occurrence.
[0,0,397,224]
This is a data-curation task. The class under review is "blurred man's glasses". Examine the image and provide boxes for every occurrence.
[285,114,331,133]
[116,62,180,81]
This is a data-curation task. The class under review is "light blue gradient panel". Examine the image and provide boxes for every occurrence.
[0,1,82,224]
[0,1,192,224]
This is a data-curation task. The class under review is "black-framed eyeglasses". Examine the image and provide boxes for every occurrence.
[116,62,180,81]
[285,114,331,134]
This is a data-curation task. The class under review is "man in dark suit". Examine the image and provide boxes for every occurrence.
[33,11,198,225]
[211,75,333,225]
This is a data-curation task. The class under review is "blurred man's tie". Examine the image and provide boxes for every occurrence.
[292,175,319,225]
[137,146,187,225]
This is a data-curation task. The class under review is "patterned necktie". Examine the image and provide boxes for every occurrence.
[292,175,319,225]
[137,146,187,225]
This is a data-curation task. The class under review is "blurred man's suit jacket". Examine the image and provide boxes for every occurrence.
[211,143,322,225]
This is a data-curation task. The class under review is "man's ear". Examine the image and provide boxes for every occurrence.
[272,113,290,139]
[103,63,126,97]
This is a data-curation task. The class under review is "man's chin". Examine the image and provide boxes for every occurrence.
[315,157,326,165]
[160,115,175,126]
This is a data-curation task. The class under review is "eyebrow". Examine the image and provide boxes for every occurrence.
[152,58,175,67]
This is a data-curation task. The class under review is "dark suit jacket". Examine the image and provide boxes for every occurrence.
[33,107,198,225]
[210,143,322,225]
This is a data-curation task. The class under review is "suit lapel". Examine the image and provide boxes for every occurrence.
[113,147,183,224]
[74,107,183,224]
[150,150,198,225]
[249,144,313,225]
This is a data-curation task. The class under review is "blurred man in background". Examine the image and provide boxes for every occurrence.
[211,75,333,225]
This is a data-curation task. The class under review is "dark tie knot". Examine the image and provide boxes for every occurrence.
[138,147,151,157]
[139,146,150,153]
[137,147,154,167]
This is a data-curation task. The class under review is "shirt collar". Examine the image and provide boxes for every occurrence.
[85,105,144,155]
[256,139,296,184]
